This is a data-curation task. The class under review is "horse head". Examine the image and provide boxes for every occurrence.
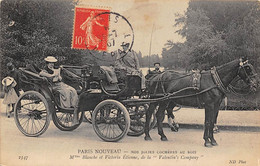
[237,57,258,92]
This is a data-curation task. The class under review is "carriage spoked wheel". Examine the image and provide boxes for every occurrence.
[123,90,157,135]
[123,105,156,136]
[52,107,83,131]
[127,105,146,136]
[92,100,130,142]
[14,91,50,137]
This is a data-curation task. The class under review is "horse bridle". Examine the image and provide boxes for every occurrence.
[237,59,258,89]
[211,59,257,95]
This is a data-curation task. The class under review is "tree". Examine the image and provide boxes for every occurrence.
[141,54,160,67]
[172,7,229,70]
[162,42,189,70]
[0,0,94,81]
[162,1,260,72]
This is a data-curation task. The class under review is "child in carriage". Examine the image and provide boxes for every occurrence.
[2,76,19,118]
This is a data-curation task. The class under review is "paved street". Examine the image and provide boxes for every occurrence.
[1,109,260,166]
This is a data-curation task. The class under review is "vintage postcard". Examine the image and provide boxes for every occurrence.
[0,0,260,166]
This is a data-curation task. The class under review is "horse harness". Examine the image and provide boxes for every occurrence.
[152,71,202,95]
[153,73,166,95]
[210,66,230,95]
[147,59,255,105]
[211,59,257,96]
[151,71,207,107]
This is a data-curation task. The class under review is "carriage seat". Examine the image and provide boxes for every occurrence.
[20,66,43,82]
[92,66,106,80]
[25,64,41,74]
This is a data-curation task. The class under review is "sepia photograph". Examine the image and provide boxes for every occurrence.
[0,0,260,165]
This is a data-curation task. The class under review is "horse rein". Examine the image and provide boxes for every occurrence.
[237,61,258,88]
[211,60,257,95]
[146,71,193,83]
[148,59,257,97]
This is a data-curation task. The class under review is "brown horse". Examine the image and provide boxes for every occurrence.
[144,58,258,147]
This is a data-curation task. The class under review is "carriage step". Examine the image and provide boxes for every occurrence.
[58,107,74,111]
[107,90,120,93]
[87,89,102,93]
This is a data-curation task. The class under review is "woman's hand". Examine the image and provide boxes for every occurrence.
[52,68,62,82]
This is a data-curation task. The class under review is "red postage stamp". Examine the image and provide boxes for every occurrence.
[72,7,110,51]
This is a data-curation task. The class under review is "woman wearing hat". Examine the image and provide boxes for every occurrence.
[39,56,79,124]
[2,76,19,118]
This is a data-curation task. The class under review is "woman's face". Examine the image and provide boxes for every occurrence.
[47,62,54,69]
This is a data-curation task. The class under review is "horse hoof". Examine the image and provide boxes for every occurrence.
[204,141,212,147]
[213,130,219,133]
[144,136,152,141]
[211,141,218,146]
[161,137,168,141]
[213,126,220,133]
[171,127,178,132]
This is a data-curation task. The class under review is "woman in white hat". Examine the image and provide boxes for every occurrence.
[39,56,79,124]
[2,76,19,117]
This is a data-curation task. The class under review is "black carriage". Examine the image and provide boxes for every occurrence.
[13,57,257,146]
[14,64,153,142]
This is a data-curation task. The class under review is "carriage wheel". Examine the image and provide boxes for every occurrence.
[92,100,130,142]
[52,108,83,131]
[84,110,93,123]
[124,105,156,136]
[14,91,50,137]
[127,105,146,136]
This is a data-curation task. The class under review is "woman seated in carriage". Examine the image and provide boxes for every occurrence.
[39,56,79,124]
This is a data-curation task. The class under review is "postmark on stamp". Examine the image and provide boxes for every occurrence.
[72,7,134,61]
[72,7,110,51]
[100,12,134,57]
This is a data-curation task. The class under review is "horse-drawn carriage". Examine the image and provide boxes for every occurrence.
[14,63,153,142]
[13,57,258,146]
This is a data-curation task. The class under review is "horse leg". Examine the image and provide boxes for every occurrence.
[210,103,221,146]
[204,104,213,147]
[208,111,217,146]
[213,109,219,133]
[214,97,224,133]
[166,102,179,132]
[144,103,156,141]
[157,102,168,141]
